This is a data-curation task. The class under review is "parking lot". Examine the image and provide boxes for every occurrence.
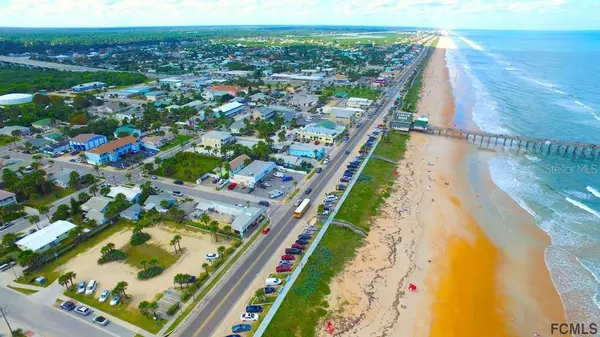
[54,299,135,336]
[105,150,157,169]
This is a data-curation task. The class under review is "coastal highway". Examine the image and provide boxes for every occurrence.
[175,46,431,337]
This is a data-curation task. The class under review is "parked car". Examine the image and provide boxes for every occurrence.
[75,306,91,316]
[232,324,252,333]
[266,277,282,286]
[280,254,296,261]
[264,287,277,294]
[323,159,330,165]
[28,228,37,235]
[316,167,322,173]
[269,190,283,199]
[172,191,184,197]
[174,180,184,185]
[240,313,259,322]
[110,295,121,306]
[85,280,97,295]
[314,140,320,145]
[262,227,271,235]
[245,305,264,313]
[291,243,306,250]
[228,182,237,190]
[305,225,319,231]
[340,178,350,183]
[225,335,241,337]
[258,200,270,207]
[276,265,292,273]
[304,188,312,195]
[298,234,312,240]
[77,281,86,294]
[273,172,284,178]
[345,150,351,155]
[149,175,157,180]
[281,175,293,182]
[205,253,219,261]
[99,289,110,303]
[279,260,294,267]
[285,248,303,255]
[92,316,109,326]
[60,301,76,311]
[296,239,309,245]
[293,199,303,206]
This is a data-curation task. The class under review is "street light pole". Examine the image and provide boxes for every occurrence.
[0,306,15,337]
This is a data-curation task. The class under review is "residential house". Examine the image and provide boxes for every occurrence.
[230,120,245,135]
[26,138,54,150]
[113,124,142,138]
[0,125,30,136]
[85,136,141,165]
[229,154,251,175]
[41,140,70,156]
[50,170,74,189]
[31,118,53,131]
[144,192,176,213]
[120,203,143,221]
[81,196,112,213]
[288,143,326,160]
[70,134,108,152]
[145,91,165,102]
[249,92,268,102]
[107,185,142,203]
[253,107,276,120]
[232,160,276,187]
[141,134,173,151]
[15,220,77,253]
[212,102,246,118]
[201,90,229,101]
[0,189,17,207]
[96,102,123,114]
[86,209,108,225]
[201,131,234,150]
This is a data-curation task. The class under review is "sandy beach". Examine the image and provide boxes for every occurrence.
[319,36,567,337]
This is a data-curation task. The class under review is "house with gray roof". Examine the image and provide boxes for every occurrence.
[120,203,143,221]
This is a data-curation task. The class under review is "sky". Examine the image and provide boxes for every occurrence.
[0,0,598,30]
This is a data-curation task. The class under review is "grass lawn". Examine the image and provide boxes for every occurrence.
[335,132,409,231]
[321,86,380,101]
[124,243,179,269]
[16,220,134,286]
[153,152,221,183]
[0,135,15,146]
[159,135,193,151]
[65,289,166,333]
[23,186,77,209]
[402,39,438,112]
[262,225,363,337]
[7,285,39,295]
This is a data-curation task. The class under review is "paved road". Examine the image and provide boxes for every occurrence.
[0,287,131,337]
[175,46,430,337]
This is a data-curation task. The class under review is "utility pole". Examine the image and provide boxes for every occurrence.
[0,305,15,337]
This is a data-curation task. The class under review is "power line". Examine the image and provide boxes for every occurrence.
[0,305,16,337]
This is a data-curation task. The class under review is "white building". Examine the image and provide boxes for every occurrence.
[159,77,182,87]
[0,93,33,105]
[16,220,77,253]
[232,160,276,187]
[346,97,373,109]
[107,185,142,203]
[201,131,234,150]
[0,189,17,207]
[212,101,246,118]
[194,199,264,237]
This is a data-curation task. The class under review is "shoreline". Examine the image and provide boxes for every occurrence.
[319,36,567,337]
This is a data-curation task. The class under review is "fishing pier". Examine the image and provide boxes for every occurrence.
[413,125,600,159]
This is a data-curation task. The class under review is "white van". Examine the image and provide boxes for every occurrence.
[0,262,15,272]
[273,172,284,178]
[266,278,282,286]
[276,167,287,173]
[269,190,283,199]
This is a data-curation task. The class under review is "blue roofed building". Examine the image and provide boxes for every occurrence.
[71,81,106,92]
[288,143,326,160]
[70,133,108,152]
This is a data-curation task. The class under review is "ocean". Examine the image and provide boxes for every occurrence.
[445,30,600,324]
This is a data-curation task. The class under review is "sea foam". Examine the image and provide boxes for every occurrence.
[586,186,600,198]
[565,197,600,219]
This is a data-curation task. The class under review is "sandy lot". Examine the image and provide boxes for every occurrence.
[59,223,223,305]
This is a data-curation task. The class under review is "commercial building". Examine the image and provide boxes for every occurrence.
[212,101,245,118]
[0,93,33,105]
[159,77,182,87]
[413,115,429,130]
[194,199,264,237]
[201,90,230,101]
[85,136,141,164]
[208,85,242,96]
[201,131,234,149]
[253,107,276,120]
[346,97,373,108]
[328,109,357,127]
[297,121,346,144]
[288,143,326,160]
[16,220,77,253]
[390,111,413,132]
[107,185,142,203]
[0,189,17,207]
[113,124,142,138]
[269,73,324,81]
[71,81,106,92]
[145,91,165,102]
[232,160,276,187]
[41,140,70,156]
[69,133,108,152]
[229,154,251,175]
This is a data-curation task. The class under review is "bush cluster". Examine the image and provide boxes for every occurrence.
[130,232,151,246]
[137,266,164,280]
[166,303,180,316]
[97,250,127,264]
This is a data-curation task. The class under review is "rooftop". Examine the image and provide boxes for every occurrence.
[107,185,142,202]
[0,189,15,199]
[16,220,76,252]
[32,118,52,126]
[235,160,275,177]
[203,130,233,140]
[88,136,137,154]
[71,133,104,143]
[229,154,251,171]
[81,196,112,212]
[195,199,263,233]
[213,101,244,113]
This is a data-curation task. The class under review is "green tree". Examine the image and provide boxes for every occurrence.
[113,280,129,299]
[39,205,51,220]
[100,186,111,196]
[68,171,81,188]
[202,262,209,276]
[1,232,19,250]
[173,234,182,251]
[125,173,132,183]
[138,300,150,315]
[170,238,179,254]
[209,221,219,243]
[217,246,226,260]
[27,215,40,230]
[93,164,101,177]
[89,184,98,196]
[17,250,41,268]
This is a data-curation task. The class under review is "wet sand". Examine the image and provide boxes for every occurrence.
[319,36,567,337]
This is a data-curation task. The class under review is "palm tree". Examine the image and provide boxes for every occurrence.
[149,301,159,316]
[200,214,210,226]
[148,258,158,268]
[202,263,209,276]
[173,234,182,251]
[217,246,226,260]
[114,281,129,298]
[125,173,132,183]
[170,238,178,254]
[209,221,219,243]
[100,242,115,257]
[68,226,84,243]
[10,129,22,150]
[138,300,150,315]
[160,199,172,210]
[27,215,40,230]
[58,274,70,288]
[222,225,232,238]
[39,205,50,220]
[140,260,148,272]
[89,184,98,196]
[100,186,111,196]
[79,153,88,163]
[64,271,77,287]
[31,154,42,164]
[93,164,101,177]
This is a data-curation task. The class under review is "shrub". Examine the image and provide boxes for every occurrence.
[166,302,180,316]
[97,250,127,264]
[137,266,163,280]
[225,247,235,256]
[233,240,242,248]
[180,292,191,302]
[130,232,151,246]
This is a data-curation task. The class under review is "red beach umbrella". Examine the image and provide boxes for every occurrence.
[408,283,417,291]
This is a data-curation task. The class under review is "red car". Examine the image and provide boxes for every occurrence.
[314,140,320,145]
[280,254,296,261]
[227,182,237,190]
[276,265,292,273]
[291,243,306,250]
[262,227,271,235]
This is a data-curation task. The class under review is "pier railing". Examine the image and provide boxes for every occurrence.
[413,125,600,159]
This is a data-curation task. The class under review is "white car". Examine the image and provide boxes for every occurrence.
[269,190,283,199]
[265,278,282,286]
[93,316,109,326]
[294,199,303,206]
[323,159,330,165]
[205,253,219,261]
[240,313,259,322]
[263,182,272,187]
[273,172,284,178]
[149,175,157,180]
[77,281,86,294]
[99,289,110,303]
[85,280,97,295]
[109,295,121,306]
[75,306,91,316]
